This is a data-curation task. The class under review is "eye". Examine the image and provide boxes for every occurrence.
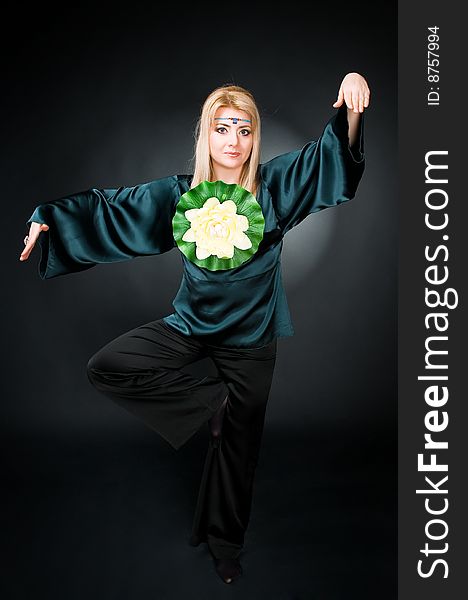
[239,129,251,136]
[215,126,228,134]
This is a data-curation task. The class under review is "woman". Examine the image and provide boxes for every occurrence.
[20,73,370,584]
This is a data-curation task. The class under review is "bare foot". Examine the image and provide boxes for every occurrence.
[214,557,242,584]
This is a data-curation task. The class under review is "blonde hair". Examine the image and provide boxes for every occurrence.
[191,85,261,195]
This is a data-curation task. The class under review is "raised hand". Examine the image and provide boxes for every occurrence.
[20,221,49,261]
[333,72,370,113]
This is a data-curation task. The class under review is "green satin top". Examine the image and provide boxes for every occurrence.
[26,105,365,348]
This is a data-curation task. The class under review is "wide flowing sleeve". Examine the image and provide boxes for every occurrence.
[260,104,365,235]
[25,175,181,279]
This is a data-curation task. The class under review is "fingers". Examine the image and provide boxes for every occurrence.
[20,234,37,261]
[19,222,49,261]
[359,93,364,113]
[335,74,371,112]
[348,88,370,112]
[344,88,353,111]
[351,90,359,113]
[19,240,35,261]
[340,72,371,113]
[346,86,366,112]
[332,85,344,108]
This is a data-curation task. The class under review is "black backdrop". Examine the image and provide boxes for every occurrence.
[2,4,397,599]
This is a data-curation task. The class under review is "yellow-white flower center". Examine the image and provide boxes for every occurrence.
[182,197,252,260]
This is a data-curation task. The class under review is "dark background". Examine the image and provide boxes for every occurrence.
[2,4,397,599]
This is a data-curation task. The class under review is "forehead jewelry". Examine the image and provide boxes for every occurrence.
[214,117,251,124]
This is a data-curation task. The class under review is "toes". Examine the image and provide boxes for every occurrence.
[214,558,242,584]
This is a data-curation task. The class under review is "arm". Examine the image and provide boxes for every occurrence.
[347,109,363,149]
[21,175,182,279]
[333,72,370,148]
[261,72,370,236]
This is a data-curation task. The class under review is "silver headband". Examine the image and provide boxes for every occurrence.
[214,117,251,124]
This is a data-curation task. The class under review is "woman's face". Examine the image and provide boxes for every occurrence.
[209,107,253,174]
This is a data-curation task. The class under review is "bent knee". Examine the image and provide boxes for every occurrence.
[86,350,113,379]
[86,350,152,383]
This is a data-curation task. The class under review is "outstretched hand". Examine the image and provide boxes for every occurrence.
[333,72,370,113]
[20,222,49,261]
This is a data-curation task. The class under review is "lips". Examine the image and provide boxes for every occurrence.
[225,152,240,157]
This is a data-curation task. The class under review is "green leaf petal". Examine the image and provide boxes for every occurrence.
[172,180,265,271]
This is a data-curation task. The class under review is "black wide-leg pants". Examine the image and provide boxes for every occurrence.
[86,319,277,559]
